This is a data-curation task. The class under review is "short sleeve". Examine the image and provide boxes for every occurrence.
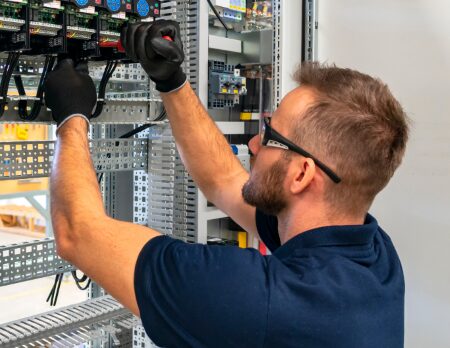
[134,235,269,348]
[255,209,281,252]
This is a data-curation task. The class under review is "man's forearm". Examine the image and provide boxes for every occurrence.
[51,117,106,258]
[161,83,246,200]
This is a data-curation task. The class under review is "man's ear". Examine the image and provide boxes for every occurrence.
[289,158,316,194]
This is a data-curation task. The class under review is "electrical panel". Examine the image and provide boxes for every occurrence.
[0,0,289,346]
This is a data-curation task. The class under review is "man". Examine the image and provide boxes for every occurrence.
[44,20,408,347]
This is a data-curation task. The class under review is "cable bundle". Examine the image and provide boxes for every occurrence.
[0,52,21,118]
[92,60,118,119]
[15,55,57,121]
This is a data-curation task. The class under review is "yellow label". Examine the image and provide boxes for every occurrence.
[222,88,228,93]
[16,125,29,140]
[238,232,247,248]
[240,112,252,120]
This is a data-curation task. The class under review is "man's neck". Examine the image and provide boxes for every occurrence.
[276,205,366,245]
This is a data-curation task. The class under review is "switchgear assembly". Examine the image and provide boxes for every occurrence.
[0,0,162,122]
[0,0,161,57]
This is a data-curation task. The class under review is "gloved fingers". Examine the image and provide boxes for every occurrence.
[54,58,75,71]
[123,23,141,61]
[147,20,183,62]
[150,21,181,44]
[135,22,153,61]
[75,61,89,75]
[150,37,184,63]
[149,20,180,37]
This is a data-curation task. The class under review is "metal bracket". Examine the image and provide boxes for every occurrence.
[303,0,318,62]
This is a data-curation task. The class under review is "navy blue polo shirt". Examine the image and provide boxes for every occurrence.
[134,211,404,347]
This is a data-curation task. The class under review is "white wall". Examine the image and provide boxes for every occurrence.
[317,1,450,346]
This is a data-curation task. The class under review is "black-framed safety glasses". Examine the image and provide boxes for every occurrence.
[261,117,342,184]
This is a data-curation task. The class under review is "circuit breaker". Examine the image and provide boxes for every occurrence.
[208,60,247,109]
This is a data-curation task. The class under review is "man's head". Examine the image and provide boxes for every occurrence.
[242,62,409,219]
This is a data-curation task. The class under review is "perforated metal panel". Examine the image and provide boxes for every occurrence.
[133,323,158,348]
[133,170,149,225]
[92,138,148,172]
[0,138,149,180]
[0,140,54,179]
[0,238,73,287]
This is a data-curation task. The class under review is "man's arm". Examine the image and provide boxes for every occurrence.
[121,21,258,237]
[51,118,160,316]
[161,84,257,236]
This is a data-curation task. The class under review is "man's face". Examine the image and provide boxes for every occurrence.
[242,152,291,216]
[242,87,317,215]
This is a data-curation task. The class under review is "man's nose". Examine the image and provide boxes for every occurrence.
[248,134,261,157]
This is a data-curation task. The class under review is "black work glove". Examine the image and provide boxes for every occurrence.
[44,59,97,130]
[121,20,186,93]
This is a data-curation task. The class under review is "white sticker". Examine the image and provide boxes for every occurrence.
[43,0,61,9]
[79,6,96,14]
[140,17,155,23]
[112,12,126,20]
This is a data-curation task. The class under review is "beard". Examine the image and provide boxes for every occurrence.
[242,156,290,216]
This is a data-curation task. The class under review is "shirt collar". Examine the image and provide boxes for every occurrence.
[273,214,378,259]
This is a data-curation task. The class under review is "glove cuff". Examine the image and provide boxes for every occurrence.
[56,114,90,133]
[153,68,187,93]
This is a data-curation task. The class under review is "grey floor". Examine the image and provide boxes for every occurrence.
[0,230,88,325]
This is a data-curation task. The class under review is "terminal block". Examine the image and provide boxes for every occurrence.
[208,60,247,109]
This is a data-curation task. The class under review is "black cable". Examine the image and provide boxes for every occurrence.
[0,53,12,100]
[46,273,60,303]
[46,272,63,306]
[0,52,21,118]
[71,270,91,291]
[16,55,56,121]
[117,123,153,139]
[71,270,88,282]
[52,273,63,306]
[92,60,118,119]
[206,0,229,32]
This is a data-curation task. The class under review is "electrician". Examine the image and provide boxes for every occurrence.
[44,20,408,347]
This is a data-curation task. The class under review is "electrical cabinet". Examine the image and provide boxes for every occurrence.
[0,0,303,346]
